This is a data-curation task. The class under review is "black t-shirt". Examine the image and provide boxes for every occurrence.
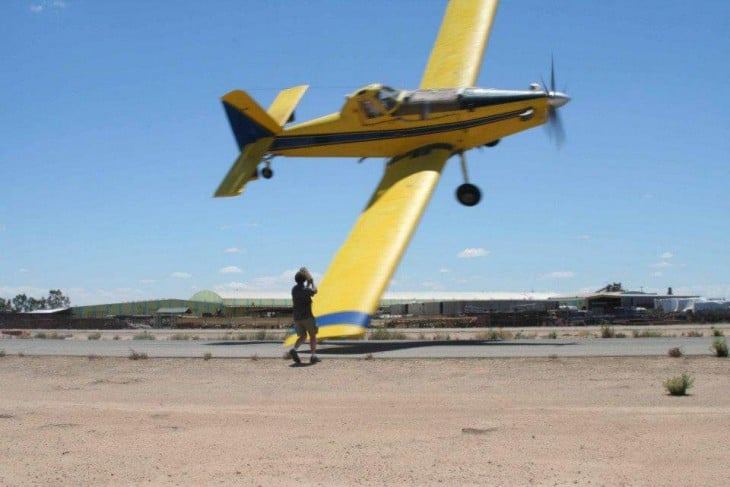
[292,284,316,320]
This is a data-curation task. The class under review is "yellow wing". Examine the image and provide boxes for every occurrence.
[284,146,452,346]
[420,0,499,89]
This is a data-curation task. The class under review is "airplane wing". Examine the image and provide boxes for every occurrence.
[284,146,452,346]
[420,0,499,89]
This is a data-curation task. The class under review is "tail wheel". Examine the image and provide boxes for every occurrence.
[261,167,273,179]
[456,183,481,207]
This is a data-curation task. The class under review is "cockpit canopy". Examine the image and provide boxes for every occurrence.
[349,84,545,120]
[350,84,403,118]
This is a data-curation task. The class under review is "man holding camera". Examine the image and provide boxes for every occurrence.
[287,267,320,364]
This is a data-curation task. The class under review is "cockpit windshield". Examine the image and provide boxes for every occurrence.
[377,86,400,111]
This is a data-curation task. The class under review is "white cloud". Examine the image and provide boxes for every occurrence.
[651,261,671,269]
[171,272,192,279]
[219,266,242,274]
[139,279,156,284]
[29,1,66,13]
[660,252,674,259]
[18,268,30,274]
[438,268,450,274]
[457,248,489,258]
[224,247,241,253]
[542,271,575,279]
[652,272,663,277]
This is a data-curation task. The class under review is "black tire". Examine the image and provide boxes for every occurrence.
[261,167,273,179]
[456,183,481,207]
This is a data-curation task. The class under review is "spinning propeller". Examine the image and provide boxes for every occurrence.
[541,57,570,148]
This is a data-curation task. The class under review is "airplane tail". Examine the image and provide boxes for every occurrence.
[222,90,282,150]
[215,86,308,198]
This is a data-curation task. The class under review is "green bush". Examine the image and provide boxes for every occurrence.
[35,331,67,339]
[663,373,694,396]
[203,352,212,361]
[711,337,728,357]
[87,332,102,340]
[712,328,725,337]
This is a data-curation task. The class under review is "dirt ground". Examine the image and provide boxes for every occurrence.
[1,355,729,486]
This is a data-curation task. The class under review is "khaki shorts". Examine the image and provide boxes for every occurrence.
[294,317,318,339]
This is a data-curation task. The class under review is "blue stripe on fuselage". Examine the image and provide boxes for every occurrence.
[315,311,372,328]
[271,108,528,151]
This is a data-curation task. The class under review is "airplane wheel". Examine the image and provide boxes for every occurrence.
[484,139,500,147]
[456,183,481,207]
[261,167,273,179]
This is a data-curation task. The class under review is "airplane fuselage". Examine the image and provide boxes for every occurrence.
[269,85,551,158]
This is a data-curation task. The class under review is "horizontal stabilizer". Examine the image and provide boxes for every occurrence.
[214,137,273,197]
[268,85,308,127]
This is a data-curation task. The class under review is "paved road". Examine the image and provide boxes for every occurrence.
[0,336,722,359]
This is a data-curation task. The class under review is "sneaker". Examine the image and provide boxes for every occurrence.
[309,355,321,364]
[289,349,301,364]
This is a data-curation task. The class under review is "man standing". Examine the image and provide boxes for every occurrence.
[288,267,320,364]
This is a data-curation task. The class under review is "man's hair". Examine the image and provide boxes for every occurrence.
[294,271,307,284]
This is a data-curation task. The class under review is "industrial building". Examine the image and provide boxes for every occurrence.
[49,282,722,329]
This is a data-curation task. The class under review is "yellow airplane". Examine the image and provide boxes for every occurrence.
[213,0,570,346]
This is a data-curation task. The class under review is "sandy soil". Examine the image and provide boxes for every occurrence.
[1,355,729,486]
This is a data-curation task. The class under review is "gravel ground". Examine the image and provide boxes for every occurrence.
[1,355,729,486]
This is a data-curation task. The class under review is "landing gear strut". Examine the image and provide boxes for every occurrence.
[455,152,481,207]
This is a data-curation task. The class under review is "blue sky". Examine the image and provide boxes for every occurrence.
[2,0,729,305]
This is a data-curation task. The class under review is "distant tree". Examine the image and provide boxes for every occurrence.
[6,290,71,312]
[28,297,47,311]
[12,294,30,312]
[46,289,71,309]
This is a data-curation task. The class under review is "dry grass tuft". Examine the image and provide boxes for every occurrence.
[668,347,683,358]
[128,350,148,360]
